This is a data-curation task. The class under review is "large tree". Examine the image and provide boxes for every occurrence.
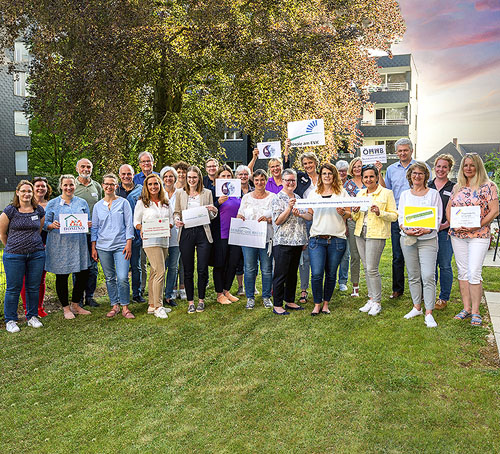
[0,0,405,171]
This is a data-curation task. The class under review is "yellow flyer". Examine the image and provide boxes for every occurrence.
[403,206,438,229]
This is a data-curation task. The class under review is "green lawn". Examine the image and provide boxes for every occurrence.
[1,244,500,454]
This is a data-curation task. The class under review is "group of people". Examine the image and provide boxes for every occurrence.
[1,137,498,333]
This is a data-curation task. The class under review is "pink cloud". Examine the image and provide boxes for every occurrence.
[442,27,500,48]
[474,0,500,11]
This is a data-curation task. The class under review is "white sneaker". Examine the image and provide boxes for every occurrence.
[404,307,423,319]
[368,303,381,316]
[425,313,438,328]
[262,298,273,309]
[6,320,20,333]
[359,300,374,312]
[154,307,169,319]
[339,284,348,292]
[27,316,43,328]
[179,289,187,300]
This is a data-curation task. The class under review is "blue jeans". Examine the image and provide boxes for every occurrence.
[436,229,454,301]
[164,246,180,300]
[3,250,45,322]
[241,245,272,299]
[308,236,346,304]
[97,249,130,305]
[338,240,350,285]
[130,241,142,298]
[391,221,405,294]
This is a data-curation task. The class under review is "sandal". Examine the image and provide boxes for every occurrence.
[454,309,471,320]
[435,298,448,310]
[122,309,135,319]
[106,307,120,318]
[471,314,482,326]
[350,286,360,297]
[299,290,308,304]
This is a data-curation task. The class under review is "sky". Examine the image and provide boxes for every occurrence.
[391,0,500,159]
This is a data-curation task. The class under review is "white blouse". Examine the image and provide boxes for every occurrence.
[134,199,172,248]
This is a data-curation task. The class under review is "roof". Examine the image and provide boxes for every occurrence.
[375,54,411,68]
[425,141,500,175]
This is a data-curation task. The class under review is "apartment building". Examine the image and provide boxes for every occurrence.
[0,40,31,209]
[359,54,418,163]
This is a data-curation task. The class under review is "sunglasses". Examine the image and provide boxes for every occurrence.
[33,177,48,182]
[362,164,376,170]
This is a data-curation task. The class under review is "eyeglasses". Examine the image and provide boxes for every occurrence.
[102,183,117,187]
[283,179,296,183]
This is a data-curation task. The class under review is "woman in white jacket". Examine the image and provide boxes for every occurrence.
[134,174,172,319]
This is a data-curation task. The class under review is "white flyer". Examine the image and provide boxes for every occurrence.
[142,218,170,239]
[182,206,211,228]
[59,213,89,234]
[287,119,325,148]
[257,141,282,159]
[228,218,267,249]
[215,179,242,197]
[295,197,372,210]
[360,145,387,164]
[450,206,481,228]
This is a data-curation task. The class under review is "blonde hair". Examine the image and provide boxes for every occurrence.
[347,157,363,177]
[267,158,282,169]
[433,154,454,170]
[456,153,492,191]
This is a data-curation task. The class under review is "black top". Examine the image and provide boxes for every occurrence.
[428,178,455,225]
[203,175,215,192]
[3,205,45,254]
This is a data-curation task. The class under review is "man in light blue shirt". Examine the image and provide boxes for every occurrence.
[379,138,416,299]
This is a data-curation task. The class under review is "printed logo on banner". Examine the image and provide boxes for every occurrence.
[262,144,274,157]
[290,120,320,142]
[222,181,236,196]
[64,215,83,229]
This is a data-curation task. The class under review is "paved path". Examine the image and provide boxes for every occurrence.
[484,248,500,268]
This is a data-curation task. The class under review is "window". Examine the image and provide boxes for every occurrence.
[225,161,243,171]
[375,140,396,155]
[15,151,29,175]
[14,111,29,136]
[223,129,243,141]
[14,72,28,97]
[14,42,29,63]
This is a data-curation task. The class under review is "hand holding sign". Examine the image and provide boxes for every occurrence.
[257,141,281,159]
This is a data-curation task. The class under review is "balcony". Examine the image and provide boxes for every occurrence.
[361,119,409,126]
[368,82,408,92]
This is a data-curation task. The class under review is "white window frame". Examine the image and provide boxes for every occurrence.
[14,42,30,63]
[15,151,29,175]
[14,111,29,136]
[223,130,243,141]
[14,72,28,97]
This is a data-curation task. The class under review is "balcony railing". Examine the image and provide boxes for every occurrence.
[368,82,408,92]
[361,119,409,126]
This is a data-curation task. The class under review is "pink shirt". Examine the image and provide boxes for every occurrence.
[449,182,498,239]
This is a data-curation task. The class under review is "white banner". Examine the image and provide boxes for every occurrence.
[295,197,372,209]
[450,206,481,228]
[215,179,241,197]
[228,218,267,249]
[360,145,387,164]
[182,206,210,228]
[59,213,88,234]
[142,218,170,239]
[257,141,281,159]
[287,119,325,148]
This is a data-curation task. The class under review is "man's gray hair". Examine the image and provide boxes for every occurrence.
[76,158,93,168]
[395,138,413,152]
[138,151,154,163]
[282,168,297,178]
[118,164,134,175]
[335,160,349,171]
[235,165,251,176]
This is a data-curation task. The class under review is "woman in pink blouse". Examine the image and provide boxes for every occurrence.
[447,154,499,326]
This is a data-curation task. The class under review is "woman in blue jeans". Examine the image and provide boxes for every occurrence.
[307,163,350,316]
[0,180,46,333]
[429,154,455,310]
[91,174,135,319]
[237,169,274,309]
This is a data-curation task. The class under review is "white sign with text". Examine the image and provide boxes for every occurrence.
[257,141,282,159]
[228,218,267,249]
[215,179,242,197]
[360,145,387,164]
[287,119,325,148]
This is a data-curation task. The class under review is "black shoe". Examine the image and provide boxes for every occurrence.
[310,311,321,316]
[285,304,305,311]
[163,298,177,307]
[133,295,145,303]
[273,308,290,315]
[86,298,100,307]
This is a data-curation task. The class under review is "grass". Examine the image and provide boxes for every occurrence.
[1,244,500,454]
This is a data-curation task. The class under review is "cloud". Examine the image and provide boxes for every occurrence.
[474,0,500,11]
[441,27,500,49]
